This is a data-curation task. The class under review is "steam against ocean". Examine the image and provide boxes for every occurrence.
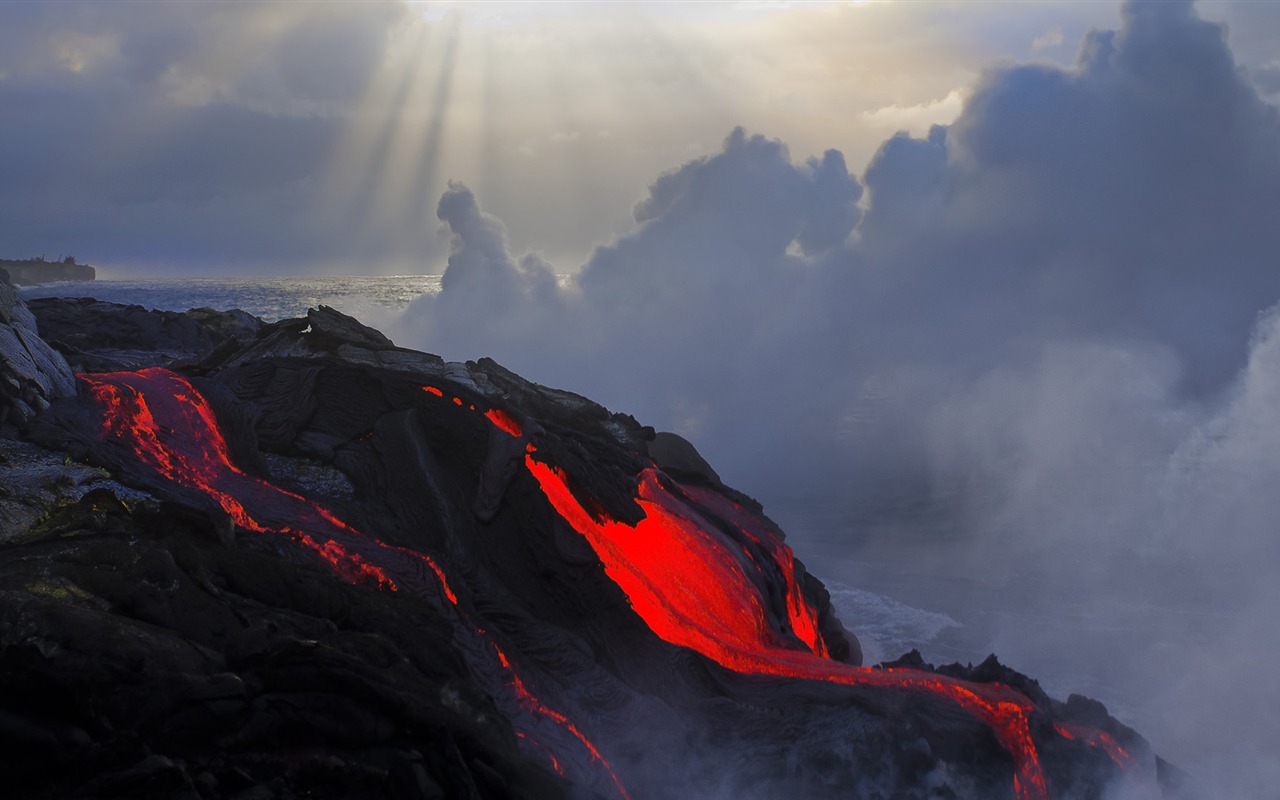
[16,274,963,668]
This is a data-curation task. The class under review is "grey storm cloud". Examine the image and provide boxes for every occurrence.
[0,1,409,271]
[391,1,1280,793]
[861,0,1280,391]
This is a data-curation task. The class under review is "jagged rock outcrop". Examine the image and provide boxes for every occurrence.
[3,301,1177,800]
[0,438,150,545]
[27,297,261,372]
[0,273,75,426]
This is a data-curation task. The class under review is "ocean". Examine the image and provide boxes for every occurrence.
[15,275,444,323]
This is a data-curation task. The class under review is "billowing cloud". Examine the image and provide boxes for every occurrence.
[397,127,864,474]
[390,1,1280,793]
[863,0,1280,397]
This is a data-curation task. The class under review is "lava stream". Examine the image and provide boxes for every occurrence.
[79,368,629,799]
[1054,722,1135,769]
[525,457,1138,800]
[682,485,829,657]
[432,378,1139,800]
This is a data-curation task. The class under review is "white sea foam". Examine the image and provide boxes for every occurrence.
[825,581,959,667]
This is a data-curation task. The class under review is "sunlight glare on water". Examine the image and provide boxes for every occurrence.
[17,275,445,322]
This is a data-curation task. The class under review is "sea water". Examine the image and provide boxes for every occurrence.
[16,275,444,323]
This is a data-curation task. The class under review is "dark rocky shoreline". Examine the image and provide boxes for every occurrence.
[0,260,96,287]
[0,274,1181,799]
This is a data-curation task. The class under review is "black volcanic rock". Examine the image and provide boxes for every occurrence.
[0,273,75,426]
[27,297,262,372]
[0,493,568,800]
[4,301,1172,799]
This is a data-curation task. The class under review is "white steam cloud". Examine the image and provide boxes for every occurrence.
[390,1,1280,793]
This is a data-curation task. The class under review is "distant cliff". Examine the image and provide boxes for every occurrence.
[0,256,95,285]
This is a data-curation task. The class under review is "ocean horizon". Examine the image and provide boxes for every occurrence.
[15,275,447,323]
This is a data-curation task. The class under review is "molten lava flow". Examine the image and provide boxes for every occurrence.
[1054,722,1135,769]
[80,368,629,800]
[399,380,1133,799]
[524,457,1147,800]
[485,408,523,438]
[89,364,1126,799]
[682,486,828,658]
[491,640,630,799]
[294,533,397,590]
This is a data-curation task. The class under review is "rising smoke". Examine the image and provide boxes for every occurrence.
[390,1,1280,794]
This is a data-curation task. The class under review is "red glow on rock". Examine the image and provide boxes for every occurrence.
[485,408,523,438]
[84,369,297,535]
[683,486,829,658]
[362,380,1141,798]
[296,533,397,590]
[1054,722,1135,769]
[81,368,629,799]
[520,733,565,776]
[526,456,1148,800]
[83,368,1134,799]
[412,547,460,605]
[494,641,632,800]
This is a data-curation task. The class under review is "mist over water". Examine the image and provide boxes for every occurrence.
[383,1,1280,793]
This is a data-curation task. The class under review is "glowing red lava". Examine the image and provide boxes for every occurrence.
[80,368,629,799]
[492,640,629,798]
[1054,722,1135,769]
[485,408,524,438]
[419,379,1144,799]
[81,366,1136,800]
[682,485,829,658]
[524,456,1144,800]
[426,382,1138,800]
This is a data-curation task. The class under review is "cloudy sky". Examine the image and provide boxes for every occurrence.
[9,1,1280,795]
[1,0,1274,276]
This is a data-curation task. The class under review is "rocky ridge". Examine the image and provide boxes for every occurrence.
[0,276,1179,799]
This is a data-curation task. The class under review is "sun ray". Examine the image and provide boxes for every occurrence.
[400,21,461,240]
[317,16,431,251]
